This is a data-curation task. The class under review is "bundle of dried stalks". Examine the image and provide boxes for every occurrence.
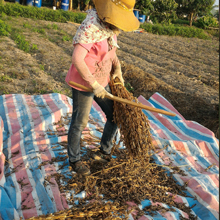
[109,77,155,160]
[27,198,132,219]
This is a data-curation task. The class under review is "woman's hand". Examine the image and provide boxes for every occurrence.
[112,67,124,86]
[91,81,108,98]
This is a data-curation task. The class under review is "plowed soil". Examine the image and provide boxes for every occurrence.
[0,16,219,137]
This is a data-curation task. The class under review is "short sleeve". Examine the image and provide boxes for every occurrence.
[78,43,94,52]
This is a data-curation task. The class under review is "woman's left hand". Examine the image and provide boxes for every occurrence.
[112,67,124,86]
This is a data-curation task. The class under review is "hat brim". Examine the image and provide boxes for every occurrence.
[93,0,140,32]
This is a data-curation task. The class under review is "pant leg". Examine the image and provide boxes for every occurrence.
[68,88,94,163]
[94,84,118,154]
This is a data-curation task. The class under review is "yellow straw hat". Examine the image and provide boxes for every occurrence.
[93,0,140,32]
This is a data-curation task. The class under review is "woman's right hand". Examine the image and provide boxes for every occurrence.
[91,81,107,99]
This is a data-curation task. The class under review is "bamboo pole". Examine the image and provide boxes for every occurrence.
[68,81,176,117]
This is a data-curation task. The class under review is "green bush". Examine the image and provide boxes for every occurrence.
[0,19,11,36]
[197,15,219,29]
[0,2,86,23]
[140,23,210,39]
[172,19,202,28]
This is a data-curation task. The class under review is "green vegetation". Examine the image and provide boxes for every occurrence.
[39,64,45,70]
[197,15,219,29]
[125,82,134,93]
[0,2,86,23]
[136,0,217,27]
[141,23,210,39]
[1,23,38,52]
[10,29,31,52]
[62,35,71,41]
[0,18,11,36]
[0,74,13,82]
[151,0,178,24]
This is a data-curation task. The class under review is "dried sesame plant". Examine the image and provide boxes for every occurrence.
[109,77,155,160]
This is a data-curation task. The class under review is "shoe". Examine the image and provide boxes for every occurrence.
[91,149,111,163]
[69,160,91,176]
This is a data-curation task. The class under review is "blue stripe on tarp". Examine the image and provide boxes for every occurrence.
[0,186,19,220]
[184,196,217,220]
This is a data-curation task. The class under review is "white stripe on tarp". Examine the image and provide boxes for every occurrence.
[13,209,20,220]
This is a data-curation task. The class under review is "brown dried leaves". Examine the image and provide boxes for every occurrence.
[109,77,155,160]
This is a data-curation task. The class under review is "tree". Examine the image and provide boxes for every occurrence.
[176,0,215,26]
[151,0,178,24]
[214,9,219,20]
[135,0,154,15]
[71,0,93,11]
[83,0,90,11]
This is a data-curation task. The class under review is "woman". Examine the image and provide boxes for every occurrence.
[65,0,139,175]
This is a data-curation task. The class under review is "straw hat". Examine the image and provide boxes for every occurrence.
[93,0,140,32]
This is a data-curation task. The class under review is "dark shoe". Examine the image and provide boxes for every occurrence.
[91,149,111,163]
[69,160,91,176]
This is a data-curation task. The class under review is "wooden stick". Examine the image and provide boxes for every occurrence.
[68,81,176,117]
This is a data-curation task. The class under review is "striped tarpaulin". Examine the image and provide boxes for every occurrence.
[0,93,219,220]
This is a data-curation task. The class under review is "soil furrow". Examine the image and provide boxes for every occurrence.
[120,31,218,54]
[117,50,218,105]
[118,35,218,72]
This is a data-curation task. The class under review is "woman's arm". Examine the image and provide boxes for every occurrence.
[112,55,124,85]
[72,44,96,86]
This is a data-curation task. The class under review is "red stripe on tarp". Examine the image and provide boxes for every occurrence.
[172,141,188,155]
[5,94,38,219]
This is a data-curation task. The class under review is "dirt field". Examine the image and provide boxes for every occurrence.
[0,16,219,137]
